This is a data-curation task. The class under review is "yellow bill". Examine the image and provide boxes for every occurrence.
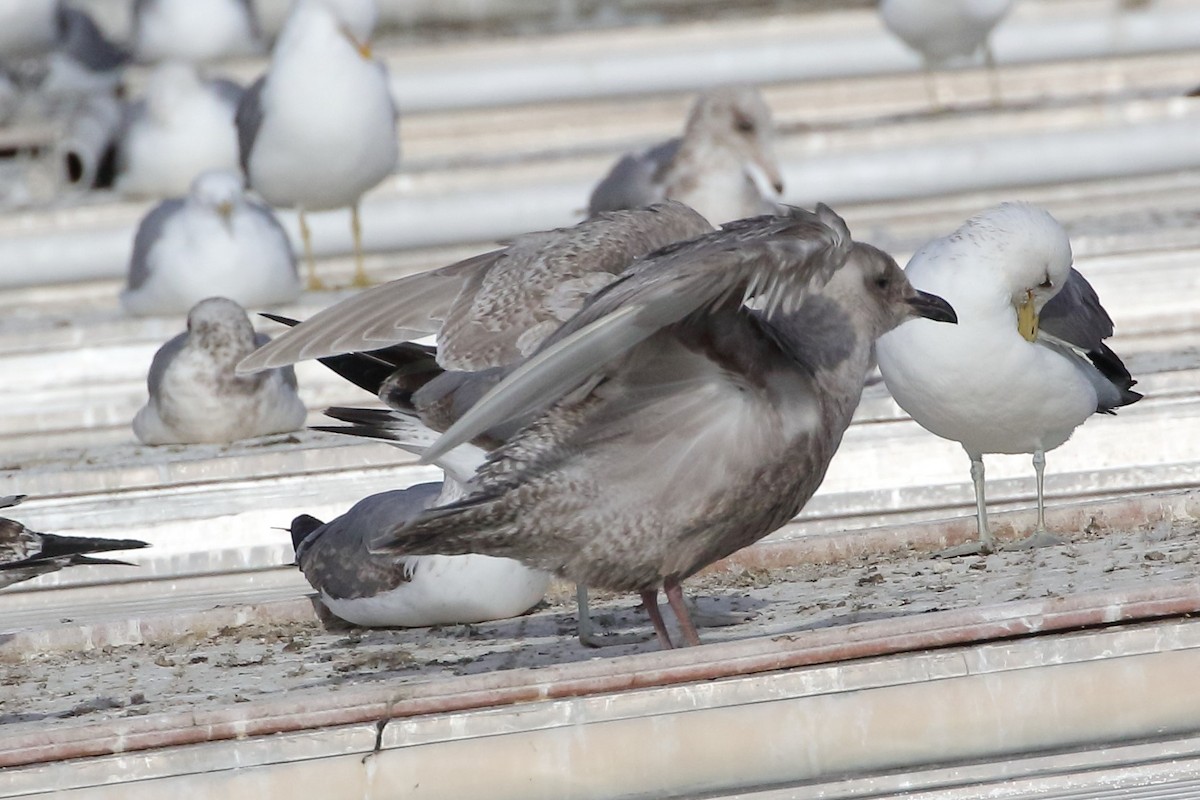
[1016,289,1038,342]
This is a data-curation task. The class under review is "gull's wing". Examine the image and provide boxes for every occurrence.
[236,254,484,374]
[237,202,712,375]
[586,137,680,216]
[235,74,266,175]
[1039,267,1114,351]
[127,198,184,290]
[146,330,188,399]
[422,205,851,463]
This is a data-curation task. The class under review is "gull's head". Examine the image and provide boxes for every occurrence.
[955,202,1072,342]
[189,170,244,226]
[280,0,378,59]
[186,297,255,350]
[687,86,785,197]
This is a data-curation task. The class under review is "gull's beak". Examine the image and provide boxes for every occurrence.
[341,24,372,59]
[907,290,957,324]
[216,201,234,231]
[757,155,785,196]
[1016,288,1039,342]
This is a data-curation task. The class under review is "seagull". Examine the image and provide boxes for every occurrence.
[289,483,550,628]
[876,203,1141,556]
[132,0,263,64]
[133,297,307,445]
[0,0,61,61]
[588,87,785,225]
[0,496,149,590]
[115,61,243,198]
[368,206,957,649]
[236,0,398,290]
[121,170,300,316]
[879,0,1013,108]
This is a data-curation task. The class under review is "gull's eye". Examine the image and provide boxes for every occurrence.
[1039,276,1053,289]
[734,115,756,134]
[874,274,891,290]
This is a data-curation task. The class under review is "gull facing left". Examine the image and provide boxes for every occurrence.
[876,203,1141,555]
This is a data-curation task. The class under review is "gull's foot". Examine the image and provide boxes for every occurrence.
[306,275,327,291]
[350,271,373,289]
[934,540,993,558]
[1001,530,1065,551]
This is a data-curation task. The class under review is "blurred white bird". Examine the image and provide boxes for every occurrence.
[237,0,398,289]
[133,0,263,63]
[115,61,243,197]
[879,0,1013,108]
[121,170,300,316]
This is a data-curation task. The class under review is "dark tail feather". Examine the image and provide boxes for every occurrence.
[31,533,149,562]
[0,495,26,510]
[1088,343,1143,413]
[260,312,441,398]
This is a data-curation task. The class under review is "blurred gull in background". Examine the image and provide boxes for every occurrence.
[133,0,264,63]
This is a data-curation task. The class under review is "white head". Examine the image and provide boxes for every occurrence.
[949,202,1073,341]
[279,0,376,56]
[186,296,256,349]
[188,170,244,220]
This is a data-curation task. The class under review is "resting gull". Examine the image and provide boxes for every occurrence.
[133,0,263,63]
[237,0,398,290]
[115,61,243,198]
[134,297,307,445]
[0,496,148,590]
[369,206,957,649]
[876,203,1141,555]
[588,87,784,225]
[121,170,300,316]
[879,0,1013,107]
[289,483,549,628]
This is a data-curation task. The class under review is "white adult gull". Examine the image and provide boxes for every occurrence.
[370,206,957,649]
[115,60,243,198]
[289,483,549,628]
[876,203,1141,556]
[588,87,784,226]
[0,496,149,590]
[236,0,398,290]
[134,297,307,445]
[879,0,1013,108]
[121,170,300,316]
[133,0,263,63]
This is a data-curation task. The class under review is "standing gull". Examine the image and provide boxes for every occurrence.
[115,61,243,198]
[0,496,149,590]
[588,87,784,225]
[121,170,300,316]
[370,206,957,649]
[237,0,398,289]
[242,202,713,644]
[134,297,307,445]
[876,203,1140,556]
[289,483,549,628]
[133,0,263,63]
[879,0,1013,108]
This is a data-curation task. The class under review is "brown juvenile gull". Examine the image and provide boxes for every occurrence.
[371,206,957,649]
[134,297,306,445]
[876,203,1140,556]
[289,483,549,628]
[588,87,785,225]
[0,496,148,590]
[241,202,713,644]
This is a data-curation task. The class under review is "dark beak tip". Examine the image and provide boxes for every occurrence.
[910,291,958,324]
[773,180,785,194]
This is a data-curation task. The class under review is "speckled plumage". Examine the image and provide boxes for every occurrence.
[0,496,148,590]
[376,207,957,601]
[237,201,714,374]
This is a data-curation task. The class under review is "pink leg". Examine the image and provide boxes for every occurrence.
[664,579,702,647]
[641,589,674,649]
